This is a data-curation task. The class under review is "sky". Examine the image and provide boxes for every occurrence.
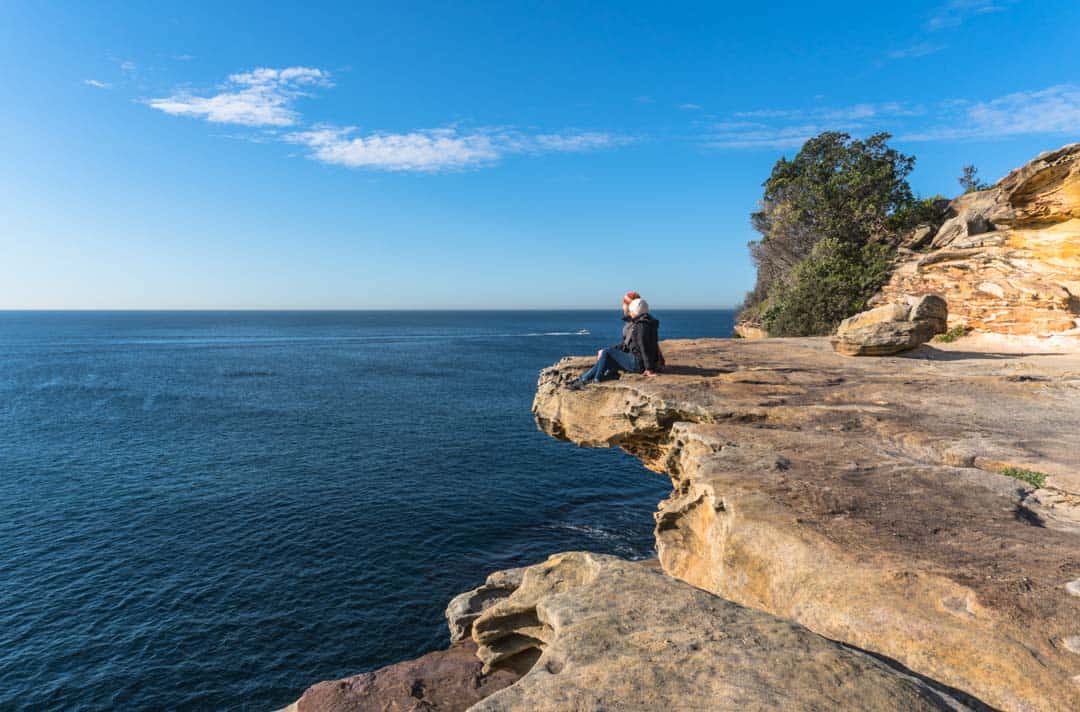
[2,0,1078,309]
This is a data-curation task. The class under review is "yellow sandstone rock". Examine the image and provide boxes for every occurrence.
[881,143,1080,337]
[534,338,1080,711]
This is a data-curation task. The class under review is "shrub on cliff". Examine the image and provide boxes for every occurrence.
[741,132,919,330]
[760,238,895,337]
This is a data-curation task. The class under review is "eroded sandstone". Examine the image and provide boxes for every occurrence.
[880,142,1080,337]
[831,295,948,356]
[468,552,972,711]
[534,338,1080,711]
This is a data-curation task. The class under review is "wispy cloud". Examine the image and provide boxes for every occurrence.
[84,79,112,89]
[286,127,501,171]
[286,126,626,172]
[120,60,137,72]
[887,42,946,60]
[734,102,921,122]
[144,67,629,172]
[709,101,922,147]
[679,103,702,111]
[900,85,1080,141]
[145,67,332,127]
[926,0,1010,31]
[888,0,1013,61]
[707,85,1080,150]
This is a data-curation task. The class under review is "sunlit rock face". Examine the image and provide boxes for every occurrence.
[534,338,1080,712]
[881,142,1080,337]
[467,552,972,712]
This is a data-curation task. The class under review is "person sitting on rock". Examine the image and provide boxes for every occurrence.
[570,298,660,389]
[619,291,666,370]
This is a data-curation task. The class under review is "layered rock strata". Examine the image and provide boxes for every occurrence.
[463,552,972,711]
[880,143,1080,337]
[832,294,948,356]
[533,338,1080,711]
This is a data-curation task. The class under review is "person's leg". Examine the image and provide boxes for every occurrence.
[578,348,639,386]
[605,348,640,373]
[577,349,610,384]
[578,360,601,383]
[592,349,615,381]
[596,348,643,381]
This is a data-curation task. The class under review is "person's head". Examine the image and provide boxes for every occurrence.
[622,291,641,316]
[628,298,649,318]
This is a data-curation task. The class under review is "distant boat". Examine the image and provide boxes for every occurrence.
[577,329,590,335]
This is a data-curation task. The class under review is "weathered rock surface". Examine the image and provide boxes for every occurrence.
[832,295,948,356]
[534,338,1080,711]
[469,552,971,711]
[280,640,519,712]
[733,323,769,339]
[880,142,1080,337]
[446,567,526,644]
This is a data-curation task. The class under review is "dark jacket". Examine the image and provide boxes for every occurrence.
[613,316,635,352]
[616,314,660,372]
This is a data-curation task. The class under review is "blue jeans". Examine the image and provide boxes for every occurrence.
[579,348,639,383]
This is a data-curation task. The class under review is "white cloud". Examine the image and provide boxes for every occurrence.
[926,0,1009,31]
[84,79,112,89]
[287,127,501,171]
[287,126,627,172]
[679,103,702,111]
[708,85,1080,150]
[145,67,628,171]
[146,66,331,127]
[901,85,1080,141]
[531,132,625,152]
[120,60,137,72]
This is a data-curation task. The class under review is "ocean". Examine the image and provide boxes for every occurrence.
[0,310,735,711]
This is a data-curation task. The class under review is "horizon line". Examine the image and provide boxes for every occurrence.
[0,306,741,312]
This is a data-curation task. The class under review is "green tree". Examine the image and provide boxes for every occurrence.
[740,132,920,333]
[760,238,895,337]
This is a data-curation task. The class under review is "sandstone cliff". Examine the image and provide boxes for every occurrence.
[880,142,1080,338]
[533,339,1080,711]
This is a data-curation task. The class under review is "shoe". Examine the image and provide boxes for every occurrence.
[566,380,586,391]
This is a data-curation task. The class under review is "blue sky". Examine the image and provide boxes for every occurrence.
[2,1,1078,309]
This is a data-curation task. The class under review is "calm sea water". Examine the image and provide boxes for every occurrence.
[0,310,734,711]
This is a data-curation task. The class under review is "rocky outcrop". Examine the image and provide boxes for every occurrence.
[831,295,948,355]
[734,323,769,339]
[880,143,1080,337]
[446,567,526,644]
[534,338,1080,711]
[280,640,519,712]
[467,552,973,711]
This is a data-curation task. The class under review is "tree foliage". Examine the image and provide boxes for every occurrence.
[760,238,895,337]
[740,132,920,333]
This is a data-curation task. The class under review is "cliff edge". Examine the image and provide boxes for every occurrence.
[533,338,1080,711]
